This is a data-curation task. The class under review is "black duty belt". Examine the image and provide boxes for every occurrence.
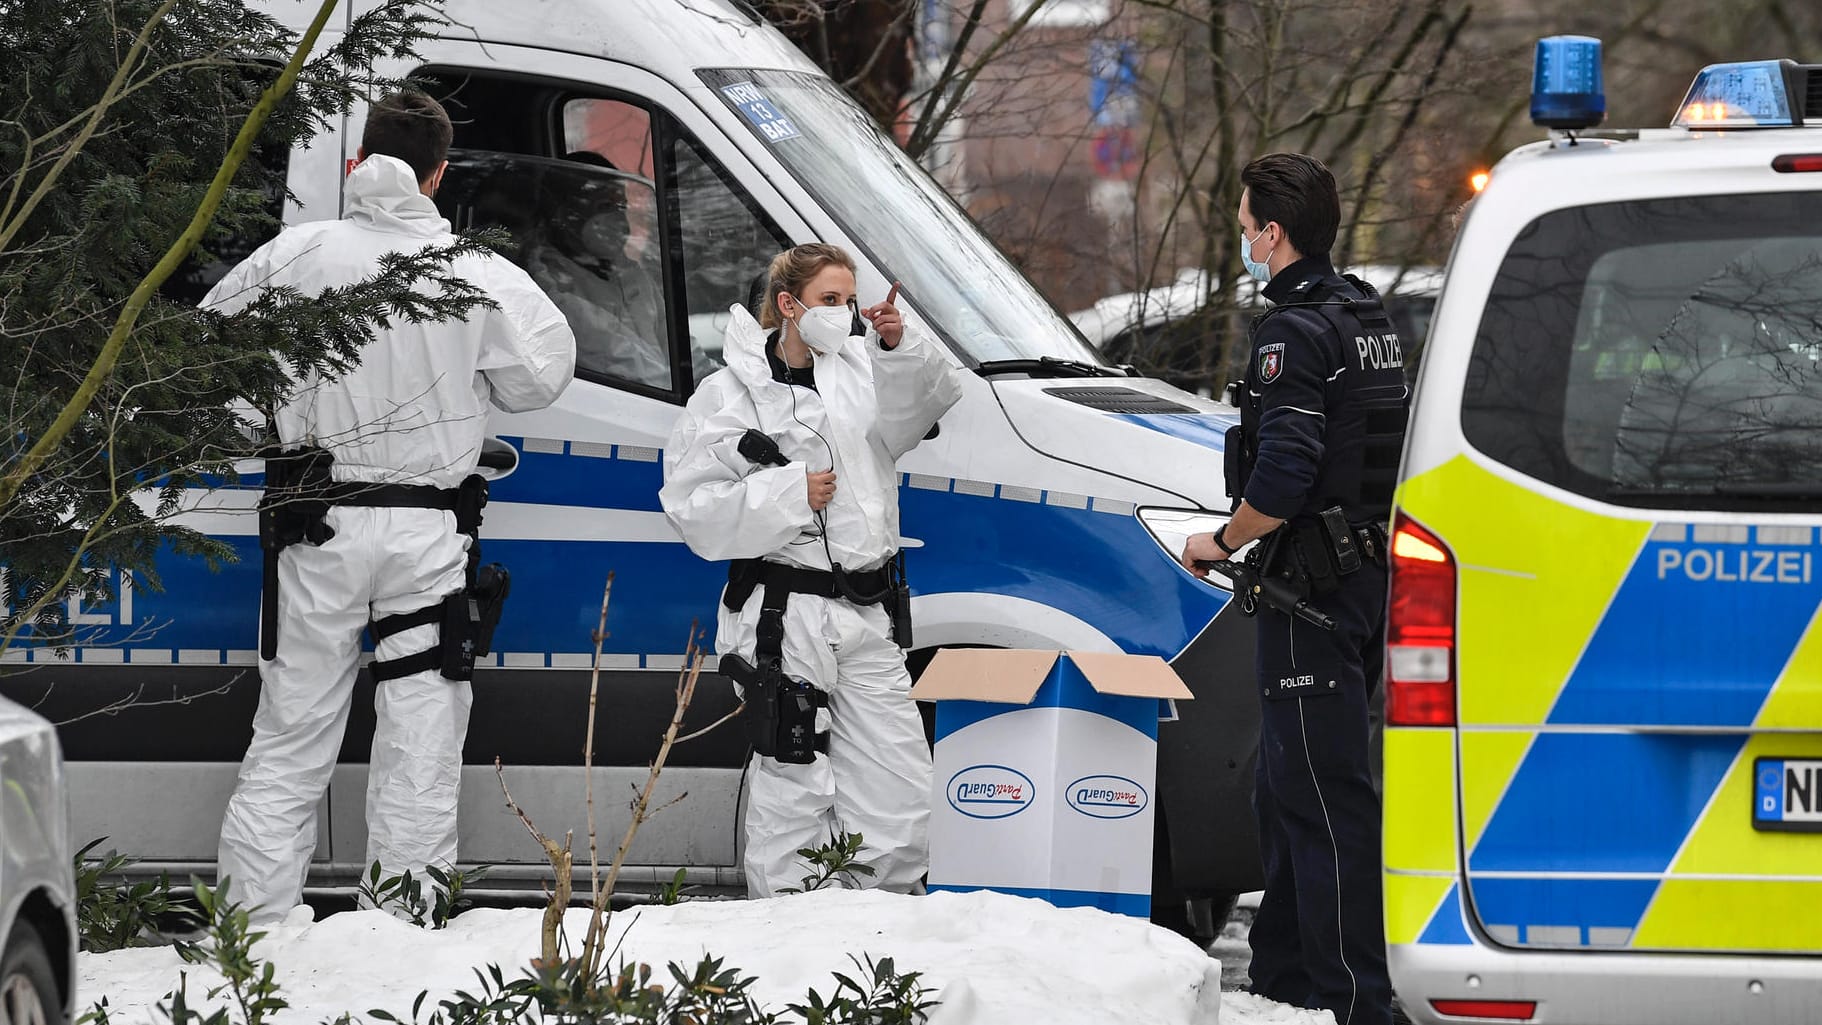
[320,481,460,510]
[723,558,893,612]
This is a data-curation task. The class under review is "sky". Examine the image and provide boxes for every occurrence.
[79,889,1335,1025]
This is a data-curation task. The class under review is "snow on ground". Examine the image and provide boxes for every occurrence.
[81,889,1335,1025]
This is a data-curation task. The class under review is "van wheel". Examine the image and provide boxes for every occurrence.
[1,921,58,1025]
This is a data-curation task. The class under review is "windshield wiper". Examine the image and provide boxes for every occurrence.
[975,356,1128,379]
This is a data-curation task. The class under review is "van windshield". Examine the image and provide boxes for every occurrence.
[1462,191,1822,512]
[699,68,1105,367]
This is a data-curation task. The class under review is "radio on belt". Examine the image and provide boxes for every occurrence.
[910,649,1194,917]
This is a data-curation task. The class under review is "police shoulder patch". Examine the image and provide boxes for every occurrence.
[1258,341,1286,385]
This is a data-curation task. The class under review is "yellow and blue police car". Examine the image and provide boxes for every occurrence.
[1384,38,1822,1025]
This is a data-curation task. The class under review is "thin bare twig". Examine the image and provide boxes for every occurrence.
[673,703,744,745]
[579,625,708,980]
[496,757,573,968]
[583,571,615,914]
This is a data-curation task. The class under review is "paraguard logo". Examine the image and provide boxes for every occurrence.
[948,764,1037,819]
[1064,774,1149,820]
[1258,342,1285,385]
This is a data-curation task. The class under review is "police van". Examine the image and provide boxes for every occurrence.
[0,0,1262,916]
[1384,39,1822,1024]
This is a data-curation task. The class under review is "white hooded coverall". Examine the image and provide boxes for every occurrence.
[660,304,962,897]
[203,154,576,922]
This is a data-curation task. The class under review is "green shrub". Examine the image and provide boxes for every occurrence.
[77,860,938,1025]
[176,878,290,1025]
[654,868,690,906]
[789,955,940,1025]
[356,861,488,930]
[73,837,198,952]
[371,949,936,1025]
[780,831,874,894]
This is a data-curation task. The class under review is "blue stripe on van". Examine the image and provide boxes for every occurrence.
[1548,536,1822,727]
[491,439,667,512]
[1113,412,1235,451]
[1465,876,1661,946]
[902,481,1228,659]
[31,449,1228,662]
[1417,883,1474,945]
[1470,733,1742,874]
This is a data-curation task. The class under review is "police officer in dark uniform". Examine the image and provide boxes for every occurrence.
[1180,153,1408,1025]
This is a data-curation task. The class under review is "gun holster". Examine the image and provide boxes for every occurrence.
[257,444,337,661]
[1223,422,1252,509]
[724,586,831,764]
[470,562,510,658]
[1289,506,1366,597]
[368,473,504,684]
[882,553,913,650]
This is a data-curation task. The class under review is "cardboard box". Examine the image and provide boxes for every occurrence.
[909,648,1194,917]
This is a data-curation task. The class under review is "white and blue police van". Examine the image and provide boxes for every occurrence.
[0,0,1262,922]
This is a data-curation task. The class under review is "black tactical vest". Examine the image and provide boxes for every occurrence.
[1228,274,1410,524]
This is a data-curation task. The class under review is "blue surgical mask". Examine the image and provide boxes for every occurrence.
[1240,226,1274,284]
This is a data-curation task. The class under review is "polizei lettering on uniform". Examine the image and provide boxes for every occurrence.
[1354,331,1403,370]
[1656,548,1813,584]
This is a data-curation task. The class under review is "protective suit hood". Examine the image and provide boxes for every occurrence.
[662,301,962,574]
[720,302,777,393]
[202,154,576,488]
[719,302,856,392]
[345,154,450,238]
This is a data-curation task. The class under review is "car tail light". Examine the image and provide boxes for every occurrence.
[1387,511,1456,726]
[1430,998,1538,1020]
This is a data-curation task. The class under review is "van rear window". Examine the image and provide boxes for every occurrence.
[1462,192,1822,512]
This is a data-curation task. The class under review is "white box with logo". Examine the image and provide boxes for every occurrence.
[908,648,1194,917]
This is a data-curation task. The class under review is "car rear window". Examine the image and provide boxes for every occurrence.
[1462,191,1822,512]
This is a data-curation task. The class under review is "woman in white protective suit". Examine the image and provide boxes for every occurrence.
[660,243,962,897]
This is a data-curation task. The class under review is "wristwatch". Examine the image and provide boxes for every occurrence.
[1213,525,1238,557]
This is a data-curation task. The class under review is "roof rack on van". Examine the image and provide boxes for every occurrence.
[1672,59,1822,129]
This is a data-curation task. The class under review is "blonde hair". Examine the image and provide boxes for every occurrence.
[756,243,857,329]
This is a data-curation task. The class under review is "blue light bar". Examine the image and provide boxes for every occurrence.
[1531,36,1605,131]
[1673,60,1795,128]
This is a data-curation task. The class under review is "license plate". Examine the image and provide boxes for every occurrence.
[1753,758,1822,833]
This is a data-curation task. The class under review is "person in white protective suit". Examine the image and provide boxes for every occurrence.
[660,243,962,897]
[203,91,576,924]
[524,151,671,388]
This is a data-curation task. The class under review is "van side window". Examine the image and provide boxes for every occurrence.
[442,146,669,391]
[668,134,793,383]
[531,100,668,390]
[425,69,789,398]
[1461,192,1822,512]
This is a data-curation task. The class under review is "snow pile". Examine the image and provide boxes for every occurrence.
[82,889,1332,1025]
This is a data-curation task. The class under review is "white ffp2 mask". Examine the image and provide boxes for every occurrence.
[792,300,861,355]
